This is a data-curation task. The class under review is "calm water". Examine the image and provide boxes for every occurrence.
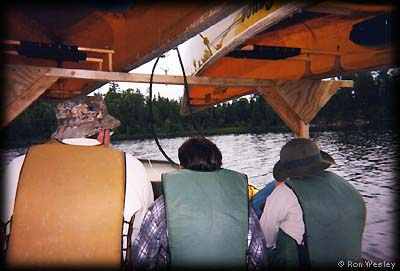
[2,129,398,262]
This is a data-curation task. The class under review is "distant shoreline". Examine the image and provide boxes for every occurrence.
[111,120,397,142]
[3,120,396,149]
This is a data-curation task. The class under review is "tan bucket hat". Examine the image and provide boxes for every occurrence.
[273,138,335,181]
[51,96,120,140]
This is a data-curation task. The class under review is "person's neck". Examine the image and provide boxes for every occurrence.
[61,138,101,146]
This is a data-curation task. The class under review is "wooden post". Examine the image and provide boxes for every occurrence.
[86,57,104,71]
[108,53,113,72]
[298,121,309,138]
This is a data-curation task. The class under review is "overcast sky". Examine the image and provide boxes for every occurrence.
[94,49,185,101]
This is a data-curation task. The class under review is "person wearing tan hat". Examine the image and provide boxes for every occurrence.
[1,96,153,268]
[259,138,366,269]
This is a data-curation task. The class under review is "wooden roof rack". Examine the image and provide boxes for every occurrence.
[2,40,114,72]
[3,63,353,138]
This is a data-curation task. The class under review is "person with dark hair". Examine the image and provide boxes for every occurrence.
[130,136,267,270]
[177,136,222,171]
[259,138,366,269]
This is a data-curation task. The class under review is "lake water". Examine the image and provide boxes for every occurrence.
[2,129,398,262]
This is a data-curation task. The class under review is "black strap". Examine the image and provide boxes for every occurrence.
[148,56,178,166]
[227,44,301,60]
[296,239,311,269]
[285,183,312,269]
[16,41,86,62]
[148,48,205,166]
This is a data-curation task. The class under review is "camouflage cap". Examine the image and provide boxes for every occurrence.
[51,96,120,140]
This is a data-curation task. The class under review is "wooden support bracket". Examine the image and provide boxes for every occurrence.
[258,79,352,138]
[2,65,59,127]
[258,86,307,138]
[258,79,353,137]
[273,79,352,123]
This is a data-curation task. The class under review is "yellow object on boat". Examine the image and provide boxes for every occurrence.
[248,183,259,200]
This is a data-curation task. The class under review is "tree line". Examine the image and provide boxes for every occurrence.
[2,69,398,147]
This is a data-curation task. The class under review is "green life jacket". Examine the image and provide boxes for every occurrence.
[271,171,366,269]
[162,169,249,269]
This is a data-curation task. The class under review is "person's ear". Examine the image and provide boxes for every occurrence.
[275,178,287,187]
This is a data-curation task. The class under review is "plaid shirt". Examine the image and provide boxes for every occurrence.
[131,196,267,270]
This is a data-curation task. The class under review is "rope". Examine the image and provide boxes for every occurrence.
[148,48,204,166]
[149,55,178,166]
[147,158,159,179]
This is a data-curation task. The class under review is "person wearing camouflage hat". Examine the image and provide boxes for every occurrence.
[51,96,120,140]
[2,96,154,267]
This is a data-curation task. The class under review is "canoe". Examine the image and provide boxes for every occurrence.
[179,1,396,115]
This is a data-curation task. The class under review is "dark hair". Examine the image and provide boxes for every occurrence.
[178,137,222,171]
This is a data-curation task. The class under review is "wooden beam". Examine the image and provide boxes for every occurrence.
[5,64,353,90]
[46,90,82,95]
[13,65,278,88]
[78,47,114,54]
[3,40,20,45]
[307,2,395,15]
[40,64,353,89]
